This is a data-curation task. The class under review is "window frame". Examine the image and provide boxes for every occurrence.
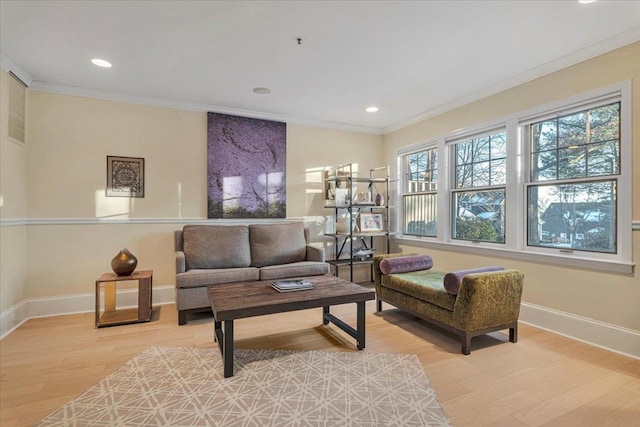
[398,142,440,238]
[394,81,633,273]
[448,128,508,244]
[521,93,627,261]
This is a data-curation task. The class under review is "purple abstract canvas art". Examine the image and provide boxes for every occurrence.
[207,113,286,218]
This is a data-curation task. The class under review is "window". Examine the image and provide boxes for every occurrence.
[451,131,506,243]
[527,102,620,253]
[394,82,631,272]
[402,147,437,237]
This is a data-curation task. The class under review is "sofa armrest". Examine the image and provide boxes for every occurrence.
[176,250,186,274]
[452,269,524,331]
[306,245,325,262]
[372,253,418,287]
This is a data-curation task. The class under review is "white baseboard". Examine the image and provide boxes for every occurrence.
[0,300,30,340]
[520,302,640,359]
[0,285,175,340]
[3,291,639,359]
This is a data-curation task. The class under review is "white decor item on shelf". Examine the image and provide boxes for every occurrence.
[335,188,349,206]
[336,214,358,234]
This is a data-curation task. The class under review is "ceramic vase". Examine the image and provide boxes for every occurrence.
[111,248,138,276]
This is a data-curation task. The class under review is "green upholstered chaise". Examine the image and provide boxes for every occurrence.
[373,253,524,355]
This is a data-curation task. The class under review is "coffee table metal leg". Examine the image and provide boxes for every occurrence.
[322,306,330,324]
[322,302,367,350]
[223,320,234,378]
[356,301,365,350]
[214,320,221,344]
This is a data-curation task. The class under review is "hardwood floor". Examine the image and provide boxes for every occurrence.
[1,298,638,426]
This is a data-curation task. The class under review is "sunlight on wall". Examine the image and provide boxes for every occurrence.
[305,168,324,195]
[177,182,182,219]
[94,189,133,218]
[305,167,325,185]
[305,166,327,213]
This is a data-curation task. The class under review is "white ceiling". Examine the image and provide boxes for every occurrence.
[2,0,640,134]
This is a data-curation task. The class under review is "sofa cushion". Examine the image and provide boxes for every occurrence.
[259,261,329,281]
[176,267,259,289]
[379,254,433,275]
[249,223,306,267]
[443,266,505,295]
[183,225,251,269]
[382,270,455,312]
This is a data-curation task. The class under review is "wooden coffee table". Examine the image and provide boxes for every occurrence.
[207,275,375,377]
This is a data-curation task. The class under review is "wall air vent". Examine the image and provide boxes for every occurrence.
[8,71,26,145]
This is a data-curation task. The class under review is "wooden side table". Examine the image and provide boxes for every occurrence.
[95,270,153,328]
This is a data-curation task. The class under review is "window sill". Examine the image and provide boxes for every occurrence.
[394,236,635,275]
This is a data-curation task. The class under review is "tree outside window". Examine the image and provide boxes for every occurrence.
[452,132,506,243]
[527,102,620,253]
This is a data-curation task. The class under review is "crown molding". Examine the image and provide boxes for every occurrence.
[27,81,383,135]
[6,28,640,137]
[0,52,34,86]
[383,27,640,135]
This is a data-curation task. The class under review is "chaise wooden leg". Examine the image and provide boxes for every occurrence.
[462,333,471,355]
[376,299,382,312]
[509,324,518,343]
[178,311,187,325]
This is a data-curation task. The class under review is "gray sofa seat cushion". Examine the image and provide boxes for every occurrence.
[259,261,330,281]
[183,225,251,269]
[249,223,306,267]
[176,267,259,289]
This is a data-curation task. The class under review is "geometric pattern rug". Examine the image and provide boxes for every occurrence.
[36,346,450,426]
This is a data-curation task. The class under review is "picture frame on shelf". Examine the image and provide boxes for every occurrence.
[359,213,383,232]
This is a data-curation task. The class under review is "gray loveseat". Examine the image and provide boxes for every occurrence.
[175,222,329,324]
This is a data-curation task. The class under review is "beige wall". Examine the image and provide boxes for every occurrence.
[0,69,28,312]
[27,92,207,219]
[287,125,383,219]
[21,91,382,298]
[384,42,640,331]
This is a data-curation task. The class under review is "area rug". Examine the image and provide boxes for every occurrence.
[36,346,450,426]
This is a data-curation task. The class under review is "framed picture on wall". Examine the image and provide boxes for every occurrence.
[106,156,145,197]
[359,213,383,232]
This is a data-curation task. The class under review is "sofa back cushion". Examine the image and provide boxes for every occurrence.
[249,223,306,267]
[183,225,251,269]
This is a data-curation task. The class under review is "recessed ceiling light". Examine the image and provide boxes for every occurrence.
[91,58,112,68]
[252,87,271,95]
[366,106,379,113]
[578,0,597,4]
